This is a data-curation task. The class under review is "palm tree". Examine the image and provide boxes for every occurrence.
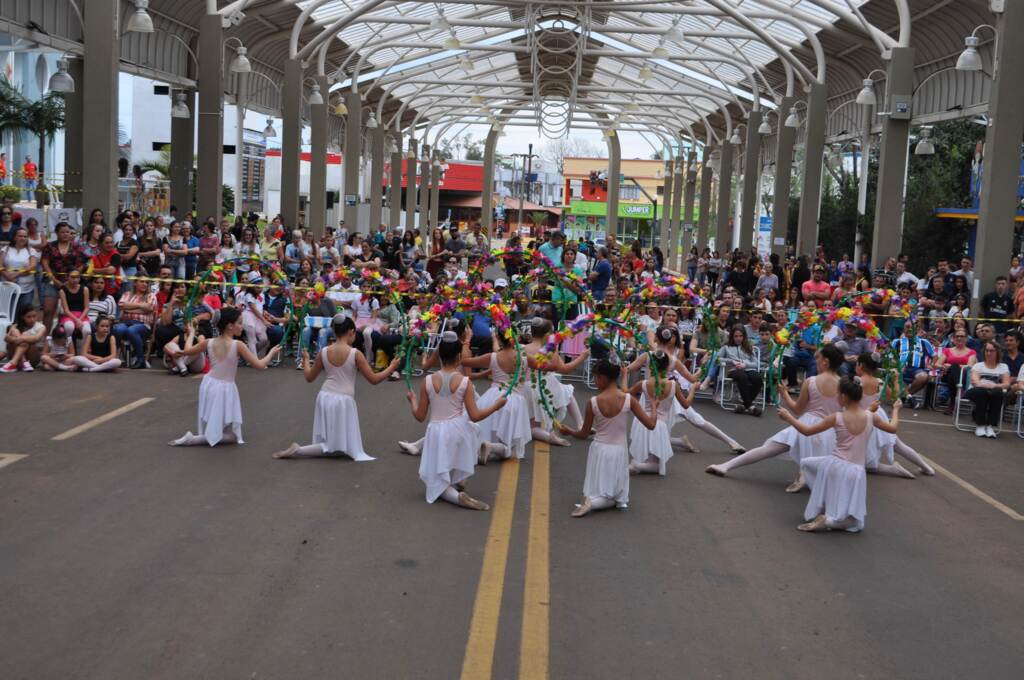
[139,144,172,177]
[0,78,66,208]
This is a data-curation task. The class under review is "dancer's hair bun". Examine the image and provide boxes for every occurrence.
[441,330,459,342]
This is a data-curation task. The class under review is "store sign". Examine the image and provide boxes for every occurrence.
[568,200,653,219]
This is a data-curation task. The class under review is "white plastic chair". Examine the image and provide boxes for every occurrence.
[717,346,766,411]
[953,369,1005,434]
[0,281,21,354]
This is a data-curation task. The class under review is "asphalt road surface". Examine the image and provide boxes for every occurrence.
[1,367,1022,680]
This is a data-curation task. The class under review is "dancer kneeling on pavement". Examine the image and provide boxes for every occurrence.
[706,344,844,493]
[459,330,533,464]
[523,317,588,447]
[779,377,900,533]
[627,324,743,454]
[856,352,935,477]
[274,315,401,461]
[559,358,658,517]
[406,331,507,510]
[169,308,281,447]
[627,351,696,475]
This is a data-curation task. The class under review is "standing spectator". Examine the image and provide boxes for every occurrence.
[116,222,139,291]
[90,233,122,299]
[464,221,490,259]
[21,154,36,190]
[895,260,919,289]
[444,225,466,257]
[791,255,811,299]
[0,204,16,242]
[589,247,613,301]
[966,340,1010,438]
[756,262,779,293]
[198,222,220,271]
[801,264,832,308]
[40,222,88,332]
[162,221,188,280]
[136,218,162,277]
[1008,255,1023,290]
[539,230,565,265]
[282,230,305,278]
[980,275,1014,334]
[1,226,37,298]
[182,223,200,279]
[872,257,897,289]
[953,256,975,292]
[706,250,722,289]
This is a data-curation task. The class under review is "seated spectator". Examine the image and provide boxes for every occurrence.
[86,276,118,327]
[155,281,204,376]
[40,325,78,371]
[782,304,820,388]
[973,323,996,359]
[263,282,291,349]
[720,325,763,415]
[934,328,977,413]
[1002,330,1024,404]
[114,278,157,369]
[58,269,91,346]
[835,322,874,376]
[1,303,46,372]
[966,340,1011,438]
[893,319,935,407]
[72,315,122,372]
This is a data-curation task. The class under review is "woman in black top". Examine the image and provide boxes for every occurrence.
[72,315,122,372]
[136,217,162,276]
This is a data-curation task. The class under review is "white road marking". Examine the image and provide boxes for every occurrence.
[0,454,27,469]
[51,398,155,441]
[919,454,1024,522]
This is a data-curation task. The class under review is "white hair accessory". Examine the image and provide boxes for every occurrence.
[441,330,459,342]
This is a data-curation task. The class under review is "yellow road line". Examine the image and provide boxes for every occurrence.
[0,453,28,469]
[519,443,550,680]
[51,397,155,441]
[460,458,521,680]
[919,454,1024,521]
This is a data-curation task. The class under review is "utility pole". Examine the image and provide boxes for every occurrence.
[510,144,539,236]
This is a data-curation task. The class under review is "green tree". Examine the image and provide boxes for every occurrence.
[0,78,66,207]
[900,119,985,273]
[139,144,172,177]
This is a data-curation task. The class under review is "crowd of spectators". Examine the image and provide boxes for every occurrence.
[2,199,1023,436]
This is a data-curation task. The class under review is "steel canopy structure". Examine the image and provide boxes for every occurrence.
[1,1,1019,310]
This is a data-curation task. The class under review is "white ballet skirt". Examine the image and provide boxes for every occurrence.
[477,384,532,459]
[770,413,837,464]
[420,417,479,502]
[528,372,575,430]
[419,372,481,503]
[800,456,867,532]
[312,391,373,461]
[629,392,674,475]
[583,396,632,507]
[584,442,631,507]
[864,407,896,469]
[197,374,244,446]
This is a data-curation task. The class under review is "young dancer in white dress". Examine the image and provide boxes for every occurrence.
[406,331,506,510]
[273,315,401,460]
[169,307,281,447]
[523,317,588,447]
[627,325,744,454]
[780,377,901,532]
[397,317,490,456]
[856,352,935,478]
[627,352,696,475]
[706,344,845,492]
[559,359,658,517]
[461,330,533,463]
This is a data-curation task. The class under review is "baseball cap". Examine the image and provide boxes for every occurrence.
[495,277,509,288]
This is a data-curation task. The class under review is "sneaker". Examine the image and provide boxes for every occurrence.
[21,361,33,372]
[734,405,747,415]
[131,359,146,370]
[975,426,986,437]
[749,406,762,417]
[0,362,17,373]
[985,426,997,438]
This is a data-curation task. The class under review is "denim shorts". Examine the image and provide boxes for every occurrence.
[40,281,60,301]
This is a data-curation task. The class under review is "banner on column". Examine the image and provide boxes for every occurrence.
[756,215,772,258]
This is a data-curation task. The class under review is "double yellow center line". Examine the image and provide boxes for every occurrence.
[460,442,551,680]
